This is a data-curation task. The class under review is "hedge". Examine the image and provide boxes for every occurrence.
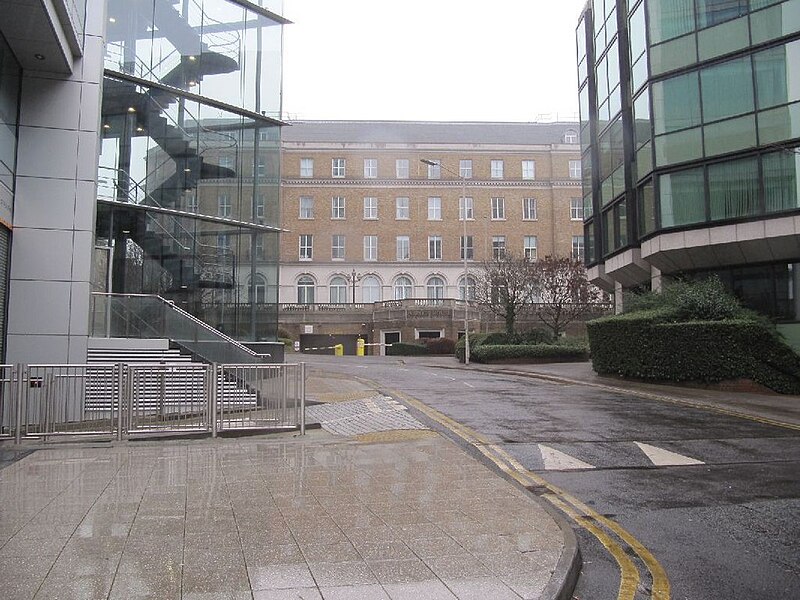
[386,342,429,356]
[471,343,589,364]
[587,312,800,394]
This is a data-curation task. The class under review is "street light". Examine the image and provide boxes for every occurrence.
[420,159,471,365]
[348,268,364,304]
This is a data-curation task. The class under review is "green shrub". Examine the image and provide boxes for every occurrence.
[455,333,490,362]
[420,337,456,355]
[472,343,589,363]
[587,312,800,394]
[386,342,429,356]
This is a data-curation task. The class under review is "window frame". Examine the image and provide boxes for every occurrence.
[428,235,443,260]
[492,235,506,259]
[396,159,409,179]
[363,197,378,220]
[428,197,442,221]
[364,158,378,179]
[299,196,314,219]
[396,197,410,220]
[363,235,378,261]
[396,235,410,261]
[522,160,536,180]
[332,158,346,178]
[331,196,346,220]
[569,160,582,178]
[300,157,314,177]
[524,235,538,261]
[459,196,474,220]
[570,197,585,220]
[491,197,506,220]
[491,159,504,179]
[299,234,313,261]
[523,197,538,220]
[460,159,473,179]
[331,234,345,260]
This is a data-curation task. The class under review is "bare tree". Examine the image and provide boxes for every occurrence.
[473,252,538,335]
[532,256,603,338]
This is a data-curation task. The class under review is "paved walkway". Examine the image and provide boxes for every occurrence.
[0,373,570,600]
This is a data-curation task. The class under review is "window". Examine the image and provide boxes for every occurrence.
[254,234,265,260]
[460,235,474,260]
[300,158,313,177]
[653,71,701,134]
[332,158,346,178]
[219,154,232,169]
[394,276,413,300]
[428,197,442,220]
[460,159,473,179]
[697,0,749,29]
[332,196,346,219]
[572,236,585,261]
[570,198,584,220]
[491,197,505,220]
[364,158,378,178]
[297,275,315,304]
[569,160,582,179]
[492,236,506,259]
[248,274,267,303]
[332,234,345,260]
[522,160,536,179]
[428,236,442,260]
[647,0,695,45]
[523,198,538,220]
[396,236,410,261]
[427,160,441,179]
[659,167,705,227]
[459,275,476,301]
[361,275,381,303]
[330,276,348,304]
[364,235,378,261]
[363,197,378,219]
[459,197,474,220]
[256,158,266,177]
[700,56,754,124]
[491,160,504,179]
[255,194,265,219]
[709,156,760,221]
[218,194,231,217]
[524,236,538,261]
[396,159,409,179]
[299,197,314,219]
[299,234,313,260]
[427,276,445,300]
[217,233,230,250]
[186,193,198,213]
[396,197,410,219]
[564,130,578,143]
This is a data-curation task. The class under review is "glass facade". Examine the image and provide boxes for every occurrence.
[97,0,284,341]
[579,0,800,320]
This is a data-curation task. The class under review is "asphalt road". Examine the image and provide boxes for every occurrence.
[301,354,800,600]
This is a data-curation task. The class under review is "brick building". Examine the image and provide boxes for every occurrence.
[278,121,589,348]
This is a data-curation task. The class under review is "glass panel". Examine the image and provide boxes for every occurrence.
[637,141,654,181]
[700,56,754,123]
[634,88,651,148]
[648,0,696,44]
[629,3,647,61]
[755,40,800,110]
[577,17,587,60]
[653,71,701,134]
[703,114,757,156]
[584,192,594,219]
[758,101,800,144]
[696,0,749,28]
[596,55,609,102]
[763,150,800,213]
[617,201,628,247]
[639,180,657,236]
[751,0,800,45]
[603,209,616,255]
[586,222,596,263]
[632,53,649,93]
[659,167,706,227]
[654,127,703,166]
[602,176,614,207]
[0,34,21,193]
[708,157,760,221]
[698,14,750,60]
[607,41,620,91]
[104,0,285,116]
[649,33,698,76]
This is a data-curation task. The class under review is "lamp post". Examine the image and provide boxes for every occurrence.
[349,268,363,304]
[421,159,470,365]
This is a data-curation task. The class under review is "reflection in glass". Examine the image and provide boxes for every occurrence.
[659,167,705,227]
[708,157,759,221]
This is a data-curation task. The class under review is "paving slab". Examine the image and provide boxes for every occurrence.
[0,429,566,600]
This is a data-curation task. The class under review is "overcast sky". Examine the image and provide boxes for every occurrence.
[280,0,587,123]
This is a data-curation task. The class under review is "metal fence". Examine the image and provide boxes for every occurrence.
[0,362,305,442]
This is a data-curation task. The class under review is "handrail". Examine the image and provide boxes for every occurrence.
[91,293,269,364]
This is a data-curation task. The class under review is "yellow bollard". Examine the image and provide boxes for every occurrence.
[334,343,344,356]
[356,338,365,357]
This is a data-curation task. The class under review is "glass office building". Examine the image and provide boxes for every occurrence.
[97,0,287,341]
[578,0,800,323]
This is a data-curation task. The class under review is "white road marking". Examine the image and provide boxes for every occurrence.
[538,444,595,470]
[463,382,475,388]
[635,442,705,466]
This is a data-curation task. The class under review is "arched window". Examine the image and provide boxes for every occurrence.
[564,129,578,144]
[427,276,445,300]
[394,276,413,300]
[248,274,267,303]
[329,276,348,304]
[297,275,315,304]
[459,275,476,301]
[361,275,381,303]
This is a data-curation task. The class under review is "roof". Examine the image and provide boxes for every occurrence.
[281,120,579,146]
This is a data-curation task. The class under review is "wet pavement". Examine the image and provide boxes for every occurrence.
[0,374,570,600]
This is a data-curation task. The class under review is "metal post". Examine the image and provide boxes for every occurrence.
[14,364,24,444]
[116,364,124,441]
[462,173,470,366]
[211,363,218,438]
[299,362,306,435]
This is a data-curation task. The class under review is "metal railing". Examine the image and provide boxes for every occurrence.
[90,293,270,365]
[0,362,305,442]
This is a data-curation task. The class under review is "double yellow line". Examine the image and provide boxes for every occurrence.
[392,389,671,600]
